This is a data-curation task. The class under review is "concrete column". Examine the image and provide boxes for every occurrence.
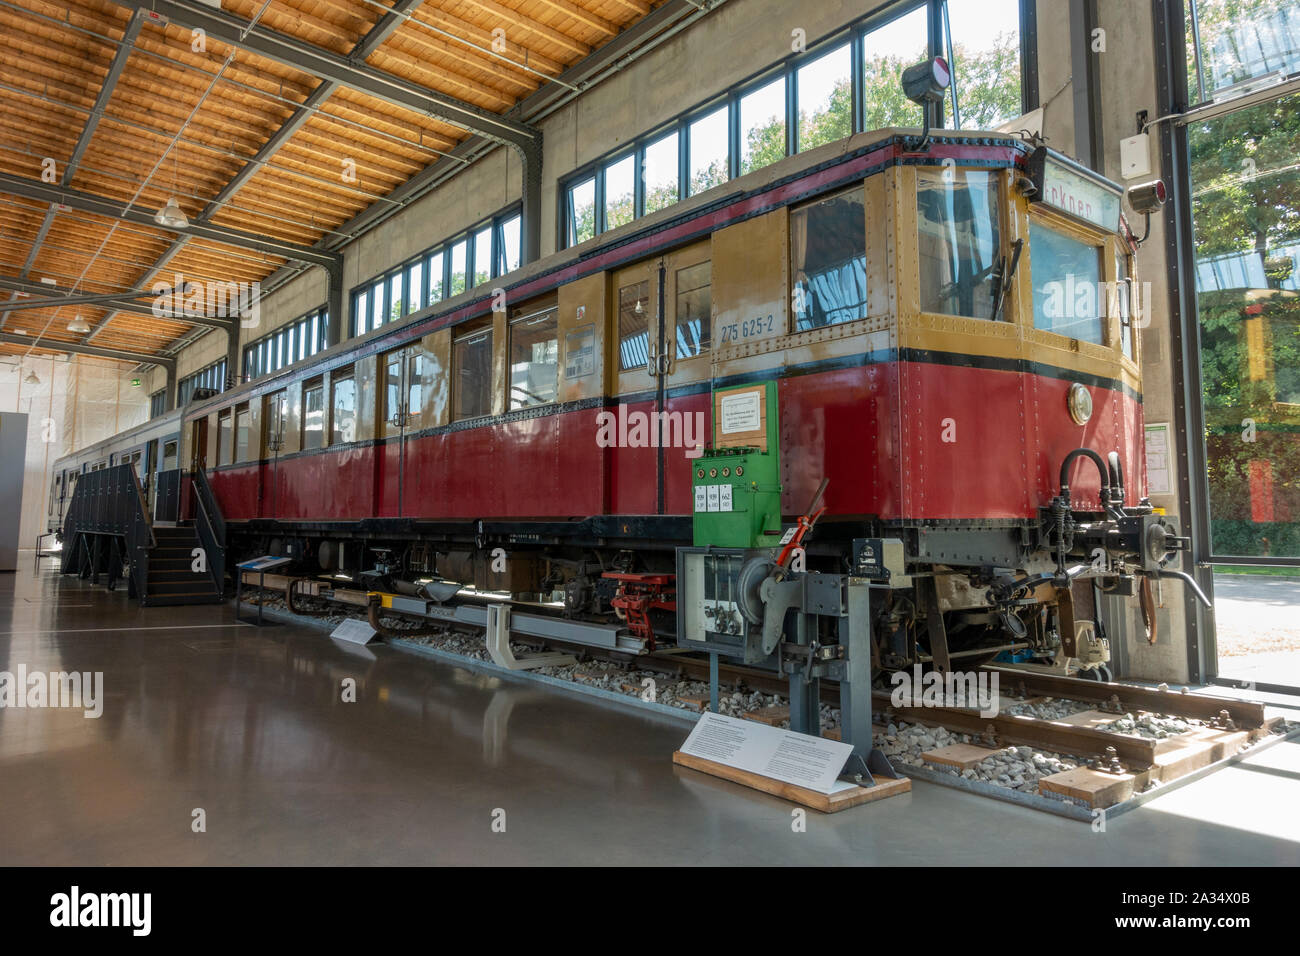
[325,260,345,346]
[164,363,177,412]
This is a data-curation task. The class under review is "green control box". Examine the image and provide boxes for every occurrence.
[691,381,782,548]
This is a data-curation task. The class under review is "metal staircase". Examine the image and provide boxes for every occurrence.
[59,463,225,607]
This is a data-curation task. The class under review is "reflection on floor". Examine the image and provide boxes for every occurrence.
[1213,572,1300,687]
[0,557,1297,865]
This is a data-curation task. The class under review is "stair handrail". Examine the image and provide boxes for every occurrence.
[190,464,226,595]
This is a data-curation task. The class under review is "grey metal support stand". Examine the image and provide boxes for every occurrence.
[840,580,874,763]
[708,652,719,713]
[788,611,821,737]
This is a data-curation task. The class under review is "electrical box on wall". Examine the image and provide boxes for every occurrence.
[1120,132,1152,180]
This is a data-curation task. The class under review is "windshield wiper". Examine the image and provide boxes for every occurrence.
[990,238,1024,320]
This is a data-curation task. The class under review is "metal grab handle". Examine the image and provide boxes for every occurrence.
[1155,569,1212,609]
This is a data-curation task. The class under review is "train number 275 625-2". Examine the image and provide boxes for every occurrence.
[719,314,776,343]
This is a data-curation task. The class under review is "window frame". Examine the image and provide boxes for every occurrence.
[507,305,561,411]
[347,203,522,338]
[557,0,1036,249]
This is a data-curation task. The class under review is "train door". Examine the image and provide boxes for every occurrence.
[144,440,157,513]
[381,343,424,516]
[610,258,664,513]
[660,242,714,514]
[191,418,208,472]
[265,390,288,517]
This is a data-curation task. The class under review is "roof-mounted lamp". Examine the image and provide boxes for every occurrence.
[901,56,951,153]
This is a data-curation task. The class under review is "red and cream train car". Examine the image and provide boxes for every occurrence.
[180,127,1178,667]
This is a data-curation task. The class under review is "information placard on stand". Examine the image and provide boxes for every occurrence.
[235,555,293,626]
[673,712,911,812]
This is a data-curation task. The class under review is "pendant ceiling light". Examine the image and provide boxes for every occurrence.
[154,146,189,228]
[23,369,39,385]
[67,313,91,334]
[154,196,189,229]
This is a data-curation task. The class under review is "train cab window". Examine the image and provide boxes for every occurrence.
[331,371,356,444]
[234,403,253,463]
[791,187,867,331]
[1030,222,1105,345]
[617,280,650,370]
[302,379,325,450]
[163,441,178,470]
[675,262,712,358]
[217,411,232,465]
[509,308,559,409]
[453,328,493,421]
[917,168,1002,320]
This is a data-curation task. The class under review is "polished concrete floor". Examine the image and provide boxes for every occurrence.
[1,557,1298,866]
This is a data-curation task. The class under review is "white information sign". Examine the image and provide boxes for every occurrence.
[719,390,762,434]
[1145,422,1171,496]
[706,484,720,512]
[678,712,856,795]
[331,619,378,646]
[719,484,733,512]
[694,485,708,512]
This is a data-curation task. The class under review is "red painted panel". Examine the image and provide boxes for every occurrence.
[201,361,1143,528]
[209,464,260,520]
[607,398,659,515]
[900,362,1032,520]
[779,364,900,519]
[662,390,712,515]
[1028,376,1146,511]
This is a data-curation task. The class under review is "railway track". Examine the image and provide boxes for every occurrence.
[244,575,1287,805]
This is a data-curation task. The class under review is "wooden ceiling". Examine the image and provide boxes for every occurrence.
[0,0,662,365]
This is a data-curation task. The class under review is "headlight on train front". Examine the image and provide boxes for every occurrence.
[1067,383,1093,425]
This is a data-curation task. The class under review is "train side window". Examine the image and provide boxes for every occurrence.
[675,261,712,358]
[265,391,288,451]
[453,328,494,421]
[303,379,325,450]
[217,410,232,465]
[509,308,559,409]
[384,348,405,436]
[1029,222,1104,345]
[917,168,1002,320]
[406,350,425,423]
[791,187,867,331]
[234,403,253,463]
[331,371,356,444]
[617,280,650,370]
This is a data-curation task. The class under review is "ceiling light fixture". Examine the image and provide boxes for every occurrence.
[154,196,189,229]
[23,369,39,385]
[155,143,189,228]
[67,314,91,334]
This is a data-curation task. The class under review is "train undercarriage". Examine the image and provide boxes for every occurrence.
[226,448,1204,686]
